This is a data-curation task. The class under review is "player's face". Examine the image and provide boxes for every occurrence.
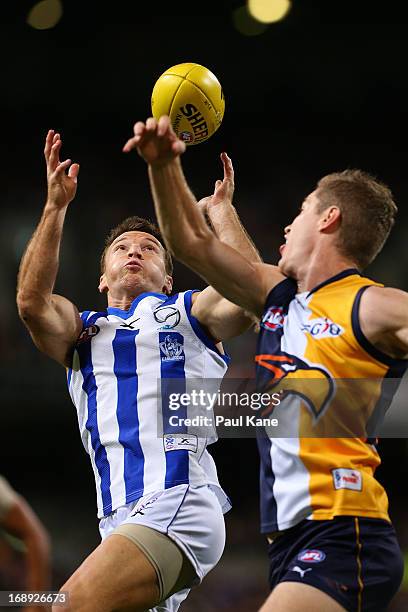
[278,191,322,277]
[100,231,172,296]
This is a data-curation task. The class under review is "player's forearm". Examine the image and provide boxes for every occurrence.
[207,204,262,263]
[17,204,67,309]
[24,530,51,591]
[148,158,212,257]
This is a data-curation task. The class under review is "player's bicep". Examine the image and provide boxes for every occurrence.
[191,287,257,342]
[20,293,83,367]
[186,235,284,316]
[360,286,408,359]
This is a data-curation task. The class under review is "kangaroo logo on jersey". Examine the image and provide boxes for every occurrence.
[302,317,343,339]
[154,305,181,329]
[159,334,185,362]
[77,324,100,344]
[261,306,285,331]
[255,352,334,420]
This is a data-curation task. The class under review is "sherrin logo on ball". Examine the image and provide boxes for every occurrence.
[151,63,225,146]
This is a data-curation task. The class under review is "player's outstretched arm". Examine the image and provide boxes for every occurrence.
[359,286,408,359]
[123,116,284,318]
[0,477,50,611]
[16,130,82,367]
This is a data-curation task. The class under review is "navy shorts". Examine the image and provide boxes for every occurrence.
[267,516,404,612]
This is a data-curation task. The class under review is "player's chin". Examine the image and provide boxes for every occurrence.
[278,256,293,278]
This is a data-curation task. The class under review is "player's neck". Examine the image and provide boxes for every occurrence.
[296,254,358,294]
[106,287,165,310]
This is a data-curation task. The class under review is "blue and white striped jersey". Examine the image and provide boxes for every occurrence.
[67,290,231,518]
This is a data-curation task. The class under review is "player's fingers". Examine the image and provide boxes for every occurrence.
[54,158,71,175]
[221,152,234,181]
[172,139,186,156]
[145,117,158,132]
[48,139,62,170]
[68,162,80,181]
[44,129,55,159]
[157,115,171,137]
[133,121,146,137]
[122,136,140,152]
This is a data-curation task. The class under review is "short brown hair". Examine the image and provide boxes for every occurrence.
[316,169,397,270]
[100,216,173,276]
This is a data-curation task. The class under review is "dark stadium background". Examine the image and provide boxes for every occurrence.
[1,1,408,610]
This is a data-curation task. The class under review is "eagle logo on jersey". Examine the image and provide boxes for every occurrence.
[160,335,185,361]
[255,352,334,420]
[154,306,181,329]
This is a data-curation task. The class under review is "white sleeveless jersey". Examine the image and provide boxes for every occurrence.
[67,290,231,518]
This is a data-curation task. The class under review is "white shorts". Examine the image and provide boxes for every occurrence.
[99,484,226,612]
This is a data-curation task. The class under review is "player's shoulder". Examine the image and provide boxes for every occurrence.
[359,284,408,329]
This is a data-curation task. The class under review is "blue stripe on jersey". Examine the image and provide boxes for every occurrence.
[80,310,92,324]
[257,433,278,533]
[78,341,112,515]
[183,290,231,364]
[67,367,72,388]
[107,292,167,320]
[113,329,145,502]
[159,331,189,488]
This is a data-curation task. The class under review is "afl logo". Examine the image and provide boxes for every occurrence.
[179,131,194,143]
[297,549,326,563]
[261,306,284,331]
[154,306,181,329]
[77,324,100,344]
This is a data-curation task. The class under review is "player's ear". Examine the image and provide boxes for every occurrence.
[318,206,341,232]
[163,275,173,296]
[99,273,108,293]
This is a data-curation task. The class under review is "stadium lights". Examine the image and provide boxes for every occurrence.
[248,0,292,24]
[26,0,63,30]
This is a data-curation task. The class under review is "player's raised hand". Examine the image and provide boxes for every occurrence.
[44,130,80,209]
[197,152,235,215]
[122,116,186,166]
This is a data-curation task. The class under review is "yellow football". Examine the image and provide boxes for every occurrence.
[151,63,225,146]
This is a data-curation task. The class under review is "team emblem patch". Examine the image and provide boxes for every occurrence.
[76,324,100,344]
[297,549,326,563]
[159,334,185,361]
[154,305,181,329]
[261,306,285,331]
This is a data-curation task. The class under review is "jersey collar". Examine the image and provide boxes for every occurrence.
[107,291,167,318]
[305,268,360,298]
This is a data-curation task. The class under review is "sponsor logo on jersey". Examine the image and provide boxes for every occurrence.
[154,306,181,329]
[119,317,140,329]
[255,351,334,420]
[290,566,312,578]
[301,317,343,339]
[130,491,164,516]
[159,334,185,361]
[163,433,198,452]
[261,306,285,331]
[298,549,326,563]
[77,324,100,344]
[332,468,362,491]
